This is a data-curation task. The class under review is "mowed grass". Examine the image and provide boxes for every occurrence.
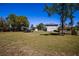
[0,31,79,56]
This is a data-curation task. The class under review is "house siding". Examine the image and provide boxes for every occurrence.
[46,26,58,32]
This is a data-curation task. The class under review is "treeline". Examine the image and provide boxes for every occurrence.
[0,14,29,32]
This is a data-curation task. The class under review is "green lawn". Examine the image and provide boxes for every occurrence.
[0,31,79,56]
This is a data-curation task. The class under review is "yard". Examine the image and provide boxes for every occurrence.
[0,31,79,56]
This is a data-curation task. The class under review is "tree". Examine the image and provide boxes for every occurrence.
[0,17,4,27]
[0,17,4,31]
[16,16,29,31]
[44,3,79,35]
[66,4,79,35]
[16,16,29,27]
[6,14,17,31]
[76,22,79,30]
[0,17,7,31]
[37,23,45,30]
[6,14,29,31]
[44,4,68,35]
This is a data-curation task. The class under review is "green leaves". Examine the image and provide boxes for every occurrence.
[16,16,29,27]
[6,14,29,28]
[44,3,79,35]
[44,3,79,19]
[36,23,45,30]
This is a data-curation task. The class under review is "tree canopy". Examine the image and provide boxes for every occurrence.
[0,14,29,31]
[44,3,79,35]
[36,23,45,30]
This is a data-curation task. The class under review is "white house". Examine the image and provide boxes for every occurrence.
[45,24,59,32]
[34,28,38,31]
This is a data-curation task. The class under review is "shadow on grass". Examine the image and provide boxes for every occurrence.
[40,32,59,36]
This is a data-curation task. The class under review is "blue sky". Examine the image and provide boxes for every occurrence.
[0,3,79,26]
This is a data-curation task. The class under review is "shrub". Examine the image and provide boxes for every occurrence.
[71,28,77,35]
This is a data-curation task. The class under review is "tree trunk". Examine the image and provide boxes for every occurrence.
[61,14,64,36]
[60,3,65,36]
[70,17,77,35]
[70,9,74,35]
[70,18,74,35]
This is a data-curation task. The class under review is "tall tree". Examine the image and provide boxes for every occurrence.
[44,4,67,35]
[66,4,79,34]
[16,16,29,31]
[6,14,17,31]
[44,3,79,35]
[0,17,7,31]
[16,16,29,27]
[6,14,29,31]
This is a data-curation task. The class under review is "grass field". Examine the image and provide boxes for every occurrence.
[0,31,79,56]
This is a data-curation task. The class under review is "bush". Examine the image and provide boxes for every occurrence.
[71,28,77,35]
[54,30,59,32]
[67,28,70,31]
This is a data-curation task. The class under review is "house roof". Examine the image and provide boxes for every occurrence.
[45,24,58,26]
